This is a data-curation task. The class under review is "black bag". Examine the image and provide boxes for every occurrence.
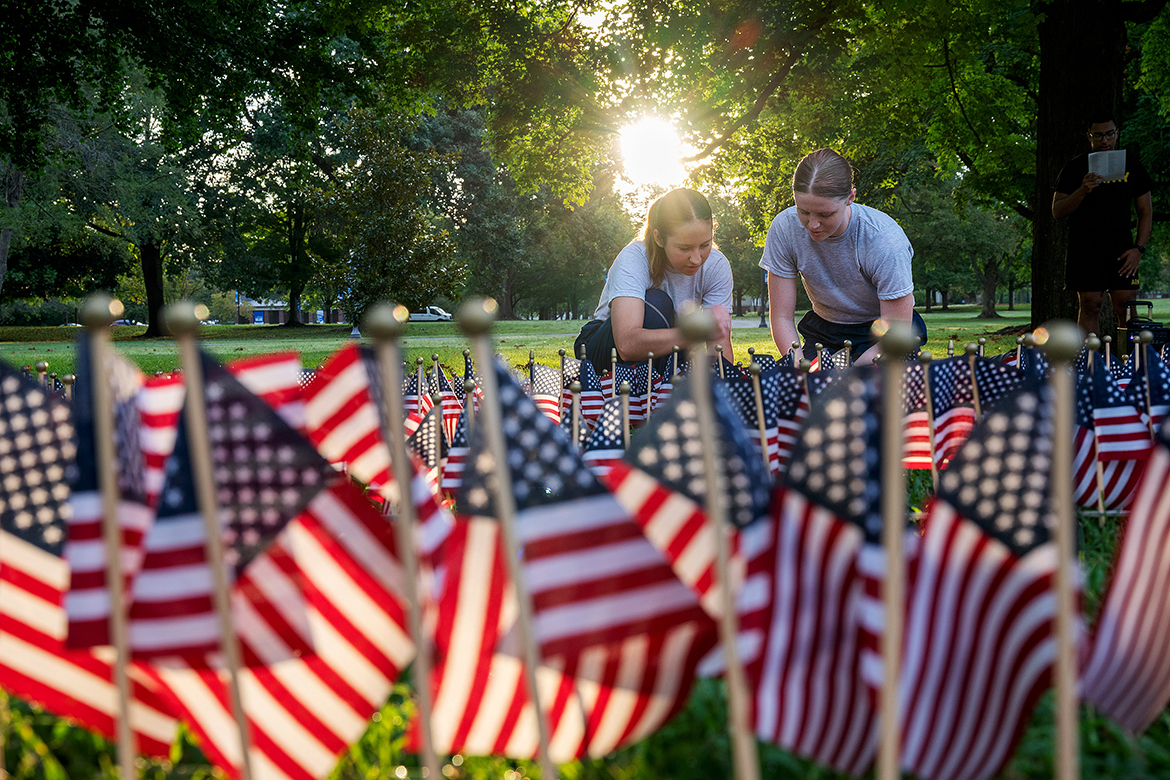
[1121,300,1170,352]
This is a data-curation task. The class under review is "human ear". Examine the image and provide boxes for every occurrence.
[653,229,665,248]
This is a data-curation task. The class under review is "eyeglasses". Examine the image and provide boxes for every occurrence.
[1088,129,1119,140]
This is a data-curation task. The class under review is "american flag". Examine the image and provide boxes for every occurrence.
[67,350,307,649]
[141,479,418,780]
[809,345,850,372]
[902,361,933,470]
[402,366,435,418]
[928,356,977,470]
[603,375,771,625]
[600,362,637,402]
[580,395,626,478]
[750,352,778,371]
[899,377,1072,780]
[1082,411,1170,732]
[64,336,152,648]
[1072,366,1144,510]
[423,516,715,763]
[407,403,447,494]
[524,363,564,423]
[717,364,807,476]
[1127,343,1170,433]
[1109,354,1133,390]
[441,405,470,496]
[456,360,709,659]
[126,351,339,660]
[0,361,180,756]
[560,356,605,423]
[302,343,392,490]
[1090,358,1153,462]
[428,361,463,443]
[1015,345,1051,380]
[752,368,886,775]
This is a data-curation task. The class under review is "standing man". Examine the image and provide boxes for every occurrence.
[1052,113,1153,337]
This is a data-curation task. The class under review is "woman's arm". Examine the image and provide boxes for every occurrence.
[768,272,800,356]
[853,293,915,365]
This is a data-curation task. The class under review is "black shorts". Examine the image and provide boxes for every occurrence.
[1065,255,1139,293]
[575,288,676,374]
[798,310,928,361]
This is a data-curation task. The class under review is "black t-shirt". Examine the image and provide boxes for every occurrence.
[1056,151,1153,261]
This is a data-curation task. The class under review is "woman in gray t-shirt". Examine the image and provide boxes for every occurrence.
[575,188,733,372]
[760,149,920,365]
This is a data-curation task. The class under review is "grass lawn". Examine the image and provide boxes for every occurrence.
[0,302,1109,376]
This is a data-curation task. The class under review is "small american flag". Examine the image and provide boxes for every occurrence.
[928,356,977,470]
[1127,343,1170,432]
[407,402,447,493]
[717,364,806,476]
[441,405,470,496]
[1082,411,1170,732]
[899,377,1073,780]
[901,361,933,470]
[560,356,605,423]
[428,361,463,443]
[1090,358,1153,462]
[0,360,180,756]
[753,368,887,775]
[456,360,708,659]
[603,375,771,623]
[524,362,564,423]
[424,516,714,762]
[126,351,339,660]
[580,395,626,478]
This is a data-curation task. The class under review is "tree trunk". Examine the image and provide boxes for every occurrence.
[1033,0,1126,327]
[0,164,24,299]
[978,267,1002,318]
[941,290,950,310]
[499,266,517,319]
[1007,276,1016,311]
[282,200,308,327]
[141,242,167,337]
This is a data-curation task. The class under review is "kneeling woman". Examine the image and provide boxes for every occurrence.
[575,188,733,373]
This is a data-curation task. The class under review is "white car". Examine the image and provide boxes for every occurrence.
[409,306,453,322]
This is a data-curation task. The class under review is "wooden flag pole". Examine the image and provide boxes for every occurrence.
[569,381,581,450]
[645,352,654,418]
[610,348,618,397]
[716,345,726,378]
[749,362,771,474]
[978,336,986,357]
[791,341,800,365]
[1016,336,1025,366]
[920,351,939,491]
[558,349,567,419]
[365,304,443,780]
[165,303,254,780]
[458,298,559,780]
[947,338,955,358]
[877,322,918,780]
[966,343,983,421]
[61,373,75,402]
[464,377,476,435]
[1040,321,1083,780]
[416,358,425,417]
[814,342,824,371]
[673,345,681,379]
[80,294,138,780]
[619,382,631,449]
[844,339,854,368]
[1084,336,1108,518]
[1137,331,1155,438]
[678,308,760,780]
[1103,336,1112,369]
[34,360,47,390]
[431,391,445,484]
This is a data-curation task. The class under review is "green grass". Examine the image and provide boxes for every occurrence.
[0,304,1050,377]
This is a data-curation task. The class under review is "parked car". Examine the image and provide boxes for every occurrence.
[111,319,145,326]
[408,306,453,322]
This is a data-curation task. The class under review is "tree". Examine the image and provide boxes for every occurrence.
[314,109,464,325]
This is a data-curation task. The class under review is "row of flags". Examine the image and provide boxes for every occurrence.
[2,329,1170,780]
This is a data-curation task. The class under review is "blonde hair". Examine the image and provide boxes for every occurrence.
[792,149,854,200]
[641,188,713,287]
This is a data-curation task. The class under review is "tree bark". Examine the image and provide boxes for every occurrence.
[1033,0,1127,327]
[141,242,167,337]
[282,199,308,327]
[976,261,1003,318]
[0,164,24,300]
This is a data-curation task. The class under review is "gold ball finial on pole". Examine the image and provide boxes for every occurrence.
[457,297,498,337]
[80,293,124,329]
[363,303,409,340]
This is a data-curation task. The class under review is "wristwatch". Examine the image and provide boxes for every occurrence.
[1137,245,1147,254]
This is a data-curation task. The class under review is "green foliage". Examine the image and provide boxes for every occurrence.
[315,108,464,324]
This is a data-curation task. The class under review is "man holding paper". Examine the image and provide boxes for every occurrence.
[1053,113,1153,336]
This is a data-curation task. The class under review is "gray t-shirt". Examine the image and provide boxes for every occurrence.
[759,203,914,324]
[593,240,734,320]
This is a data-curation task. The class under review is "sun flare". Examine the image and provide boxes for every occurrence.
[620,117,686,188]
